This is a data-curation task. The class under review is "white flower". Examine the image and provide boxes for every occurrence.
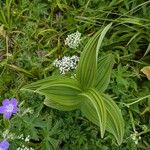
[2,129,15,140]
[53,55,79,74]
[64,31,81,49]
[17,135,34,150]
[17,145,34,150]
[2,129,9,139]
[25,135,30,142]
[130,131,141,145]
[17,134,24,140]
[17,134,30,142]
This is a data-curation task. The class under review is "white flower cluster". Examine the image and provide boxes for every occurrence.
[53,55,79,74]
[16,145,34,150]
[17,134,30,142]
[130,131,141,145]
[2,131,34,150]
[64,31,81,49]
[2,129,15,140]
[16,134,34,150]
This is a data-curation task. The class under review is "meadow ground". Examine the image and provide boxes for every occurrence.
[0,0,150,150]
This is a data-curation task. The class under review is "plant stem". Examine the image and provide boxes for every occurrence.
[137,129,150,136]
[124,94,150,107]
[129,110,136,132]
[6,36,9,60]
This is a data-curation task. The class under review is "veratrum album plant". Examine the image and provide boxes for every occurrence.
[22,23,124,145]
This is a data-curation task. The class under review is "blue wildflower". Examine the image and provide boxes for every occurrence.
[0,98,18,119]
[0,140,9,150]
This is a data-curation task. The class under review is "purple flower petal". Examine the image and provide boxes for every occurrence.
[0,140,10,150]
[0,106,5,113]
[2,99,10,106]
[4,112,12,119]
[10,98,18,106]
[12,108,17,113]
[0,98,18,119]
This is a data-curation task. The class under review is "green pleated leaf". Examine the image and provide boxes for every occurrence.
[80,91,124,145]
[76,23,112,90]
[80,88,107,138]
[95,54,115,92]
[21,76,62,92]
[101,94,124,145]
[22,76,82,111]
[44,96,77,111]
[80,95,99,126]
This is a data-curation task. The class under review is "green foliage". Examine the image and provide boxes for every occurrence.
[0,0,13,29]
[96,54,115,92]
[0,0,150,149]
[77,23,112,90]
[22,24,124,145]
[80,89,107,138]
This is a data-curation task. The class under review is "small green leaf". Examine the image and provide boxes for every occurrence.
[76,23,112,90]
[80,88,107,138]
[95,54,115,92]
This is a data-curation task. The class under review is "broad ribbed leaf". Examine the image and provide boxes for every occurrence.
[80,96,99,126]
[80,88,107,138]
[44,97,77,111]
[81,91,124,145]
[22,77,82,111]
[21,76,62,91]
[76,23,112,90]
[101,94,124,145]
[95,54,115,92]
